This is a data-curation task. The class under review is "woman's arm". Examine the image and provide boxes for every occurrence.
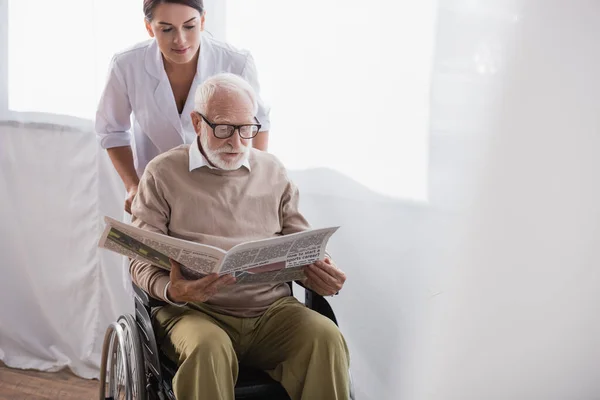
[241,53,271,151]
[96,55,138,211]
[252,131,269,151]
[107,146,139,213]
[96,55,133,151]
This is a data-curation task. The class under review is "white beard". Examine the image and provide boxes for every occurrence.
[200,133,250,170]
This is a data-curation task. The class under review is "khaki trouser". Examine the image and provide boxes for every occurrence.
[154,296,350,400]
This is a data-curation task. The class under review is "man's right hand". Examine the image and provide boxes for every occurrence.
[167,259,236,303]
[125,184,138,214]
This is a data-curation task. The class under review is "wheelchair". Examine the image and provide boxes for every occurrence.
[99,282,355,399]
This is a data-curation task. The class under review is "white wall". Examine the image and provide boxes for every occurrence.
[203,0,227,40]
[417,1,600,398]
[0,0,8,115]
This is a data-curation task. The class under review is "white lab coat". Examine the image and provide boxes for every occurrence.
[95,35,270,177]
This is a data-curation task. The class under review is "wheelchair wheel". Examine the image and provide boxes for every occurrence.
[349,367,357,400]
[99,314,146,400]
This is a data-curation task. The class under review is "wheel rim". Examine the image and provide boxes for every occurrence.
[105,315,146,400]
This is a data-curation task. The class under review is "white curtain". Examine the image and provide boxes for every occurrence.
[2,1,600,399]
[0,121,130,378]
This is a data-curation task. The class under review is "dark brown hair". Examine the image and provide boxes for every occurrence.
[143,0,204,21]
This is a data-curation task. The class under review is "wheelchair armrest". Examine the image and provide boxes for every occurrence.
[133,282,338,325]
[133,284,167,308]
[305,289,339,326]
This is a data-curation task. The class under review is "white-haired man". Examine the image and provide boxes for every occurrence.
[129,73,349,400]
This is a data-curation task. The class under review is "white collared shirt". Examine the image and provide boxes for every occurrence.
[95,35,269,178]
[188,138,251,172]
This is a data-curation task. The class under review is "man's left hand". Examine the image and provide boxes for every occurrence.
[304,258,346,296]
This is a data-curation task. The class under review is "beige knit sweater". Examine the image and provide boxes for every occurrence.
[129,145,311,317]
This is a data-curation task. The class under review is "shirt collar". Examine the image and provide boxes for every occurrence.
[188,137,251,172]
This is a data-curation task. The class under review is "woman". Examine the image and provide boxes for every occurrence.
[96,0,270,213]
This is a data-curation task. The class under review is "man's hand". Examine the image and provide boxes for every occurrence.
[303,258,346,296]
[167,259,236,303]
[125,184,138,214]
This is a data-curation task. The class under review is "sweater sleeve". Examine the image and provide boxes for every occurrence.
[129,168,171,301]
[280,179,312,235]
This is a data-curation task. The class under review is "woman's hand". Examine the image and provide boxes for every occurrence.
[125,184,138,214]
[106,146,139,214]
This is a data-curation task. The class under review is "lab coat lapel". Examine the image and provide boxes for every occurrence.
[181,35,211,118]
[145,40,185,151]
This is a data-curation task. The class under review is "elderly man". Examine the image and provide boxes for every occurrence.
[129,72,349,400]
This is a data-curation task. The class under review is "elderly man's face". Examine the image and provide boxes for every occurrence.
[192,89,255,170]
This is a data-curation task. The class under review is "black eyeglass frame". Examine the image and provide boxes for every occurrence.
[196,112,262,139]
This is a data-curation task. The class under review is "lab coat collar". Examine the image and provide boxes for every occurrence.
[144,37,212,149]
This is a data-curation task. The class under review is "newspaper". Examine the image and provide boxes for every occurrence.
[98,216,339,284]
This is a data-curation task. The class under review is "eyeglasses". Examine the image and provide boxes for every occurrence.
[196,112,261,139]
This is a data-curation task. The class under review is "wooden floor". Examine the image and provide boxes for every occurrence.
[0,362,98,400]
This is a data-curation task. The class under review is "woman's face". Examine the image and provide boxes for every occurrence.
[145,3,205,65]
